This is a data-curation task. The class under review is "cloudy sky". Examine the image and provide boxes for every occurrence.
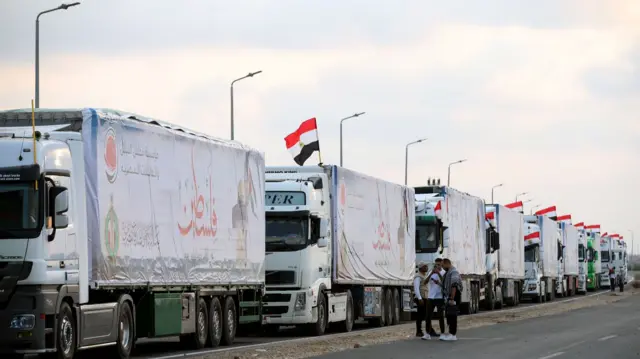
[2,0,639,250]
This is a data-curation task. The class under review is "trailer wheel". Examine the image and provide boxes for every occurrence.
[221,297,237,346]
[208,297,223,347]
[391,288,400,325]
[180,298,208,350]
[112,301,135,358]
[308,292,327,335]
[384,288,393,326]
[56,301,77,359]
[337,290,354,332]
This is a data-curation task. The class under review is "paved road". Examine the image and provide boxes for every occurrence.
[309,292,639,359]
[132,290,609,358]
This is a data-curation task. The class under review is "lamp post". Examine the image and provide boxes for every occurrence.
[339,112,365,167]
[515,191,528,202]
[230,70,262,140]
[491,183,503,204]
[447,159,467,187]
[404,138,427,185]
[35,2,81,108]
[530,204,541,215]
[629,230,635,258]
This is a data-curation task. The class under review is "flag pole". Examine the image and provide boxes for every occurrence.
[314,118,323,166]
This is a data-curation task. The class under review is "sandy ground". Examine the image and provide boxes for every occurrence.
[205,289,637,359]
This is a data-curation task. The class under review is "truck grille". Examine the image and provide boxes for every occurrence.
[265,271,296,285]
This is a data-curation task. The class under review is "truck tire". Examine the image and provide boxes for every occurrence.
[181,298,207,350]
[112,301,135,359]
[485,282,495,311]
[221,297,237,346]
[308,292,328,335]
[56,301,76,359]
[391,288,400,325]
[384,288,393,326]
[337,290,354,332]
[208,297,223,347]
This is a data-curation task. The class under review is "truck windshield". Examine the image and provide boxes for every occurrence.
[600,251,610,262]
[0,182,40,234]
[586,248,594,262]
[578,244,585,262]
[266,218,308,251]
[415,224,438,253]
[524,245,538,262]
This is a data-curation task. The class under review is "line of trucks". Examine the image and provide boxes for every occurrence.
[0,108,629,359]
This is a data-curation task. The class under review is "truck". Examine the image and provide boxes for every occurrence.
[484,204,525,309]
[585,225,602,290]
[605,234,628,285]
[575,222,588,294]
[558,221,579,296]
[0,109,266,359]
[414,184,487,314]
[599,233,613,288]
[522,215,561,302]
[261,165,415,336]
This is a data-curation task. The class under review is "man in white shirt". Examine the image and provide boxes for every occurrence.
[423,258,446,340]
[414,262,429,337]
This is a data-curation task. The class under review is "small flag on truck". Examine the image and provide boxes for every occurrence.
[534,205,557,220]
[557,214,572,224]
[505,201,523,213]
[284,117,323,166]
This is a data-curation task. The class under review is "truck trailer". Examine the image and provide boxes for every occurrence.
[559,221,579,296]
[522,215,560,302]
[0,109,265,359]
[414,185,486,314]
[262,166,415,336]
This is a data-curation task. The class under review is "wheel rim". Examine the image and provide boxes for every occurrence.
[198,309,206,343]
[213,309,221,340]
[394,296,399,321]
[347,300,352,327]
[120,310,131,349]
[319,302,325,331]
[61,316,73,355]
[227,308,234,336]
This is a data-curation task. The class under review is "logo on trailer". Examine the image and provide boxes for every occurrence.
[104,127,118,183]
[104,195,120,260]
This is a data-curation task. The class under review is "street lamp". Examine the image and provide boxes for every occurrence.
[491,183,503,204]
[404,138,427,185]
[530,204,541,215]
[35,2,81,108]
[447,159,467,187]
[230,70,262,140]
[515,191,528,202]
[339,112,365,167]
[629,230,635,257]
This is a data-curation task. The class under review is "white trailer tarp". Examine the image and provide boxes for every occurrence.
[332,166,416,285]
[539,216,559,277]
[441,188,486,276]
[496,205,525,278]
[563,223,579,276]
[82,109,266,287]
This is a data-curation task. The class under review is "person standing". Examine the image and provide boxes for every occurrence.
[423,258,446,340]
[609,266,616,292]
[414,262,430,337]
[440,258,462,341]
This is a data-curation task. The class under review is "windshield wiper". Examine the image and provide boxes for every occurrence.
[266,239,298,251]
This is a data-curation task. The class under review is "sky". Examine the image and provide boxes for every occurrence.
[1,0,639,252]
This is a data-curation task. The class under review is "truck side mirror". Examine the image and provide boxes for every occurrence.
[317,237,328,248]
[49,186,69,229]
[319,218,329,238]
[492,232,500,251]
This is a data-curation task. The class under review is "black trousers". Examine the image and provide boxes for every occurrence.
[446,313,458,335]
[610,278,616,291]
[426,299,445,334]
[415,299,427,333]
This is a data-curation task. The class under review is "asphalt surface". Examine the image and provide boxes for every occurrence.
[131,290,610,358]
[308,291,639,359]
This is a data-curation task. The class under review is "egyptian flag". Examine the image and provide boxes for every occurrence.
[284,118,321,166]
[534,205,557,220]
[505,201,523,213]
[574,222,584,230]
[557,214,572,225]
[434,200,442,217]
[585,224,601,234]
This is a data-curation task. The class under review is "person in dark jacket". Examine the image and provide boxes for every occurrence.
[440,258,462,341]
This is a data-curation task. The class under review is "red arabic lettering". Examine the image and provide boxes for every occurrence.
[177,149,218,237]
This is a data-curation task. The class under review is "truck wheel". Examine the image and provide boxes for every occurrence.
[208,297,223,347]
[384,288,393,326]
[485,283,495,311]
[337,290,354,332]
[182,298,207,350]
[391,288,400,325]
[308,293,328,335]
[221,297,237,346]
[56,301,76,359]
[112,301,134,358]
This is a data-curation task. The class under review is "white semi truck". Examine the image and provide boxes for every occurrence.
[575,222,588,294]
[0,109,266,359]
[602,234,628,286]
[484,204,525,309]
[559,221,579,296]
[599,233,613,288]
[522,215,560,302]
[261,166,415,336]
[414,184,486,314]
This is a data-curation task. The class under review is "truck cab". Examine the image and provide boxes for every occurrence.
[586,231,601,291]
[523,216,545,302]
[599,235,612,288]
[262,167,332,334]
[414,185,445,267]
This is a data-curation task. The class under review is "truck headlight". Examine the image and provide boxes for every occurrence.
[10,314,35,330]
[294,293,306,311]
[587,278,592,283]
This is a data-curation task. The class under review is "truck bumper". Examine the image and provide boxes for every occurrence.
[0,286,50,354]
[577,274,587,292]
[600,274,610,287]
[522,279,539,296]
[262,289,317,325]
